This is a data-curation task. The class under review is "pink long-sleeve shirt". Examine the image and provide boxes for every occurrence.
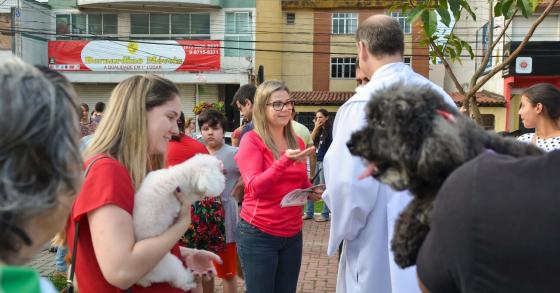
[235,130,312,237]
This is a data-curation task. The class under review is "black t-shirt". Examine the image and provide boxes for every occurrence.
[417,150,560,293]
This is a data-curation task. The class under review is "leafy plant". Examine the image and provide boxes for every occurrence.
[192,101,225,115]
[388,0,557,123]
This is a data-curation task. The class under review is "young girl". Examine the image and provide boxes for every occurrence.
[518,83,560,152]
[67,75,220,293]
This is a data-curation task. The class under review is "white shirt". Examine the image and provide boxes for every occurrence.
[518,133,560,152]
[322,62,455,293]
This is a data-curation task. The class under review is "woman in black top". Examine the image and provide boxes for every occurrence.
[303,109,333,222]
[417,150,560,293]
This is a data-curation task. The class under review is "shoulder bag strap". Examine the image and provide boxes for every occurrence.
[65,155,107,293]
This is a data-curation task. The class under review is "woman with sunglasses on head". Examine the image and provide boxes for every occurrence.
[234,80,317,293]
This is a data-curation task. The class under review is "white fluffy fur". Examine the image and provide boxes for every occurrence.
[133,154,225,290]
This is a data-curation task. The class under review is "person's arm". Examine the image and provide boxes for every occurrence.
[309,148,317,182]
[310,124,321,142]
[231,177,244,202]
[235,133,313,197]
[322,102,380,256]
[88,192,191,289]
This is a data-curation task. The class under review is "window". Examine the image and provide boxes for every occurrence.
[391,12,411,34]
[56,14,118,39]
[331,57,357,79]
[404,56,411,66]
[481,114,495,130]
[225,12,252,57]
[130,13,210,40]
[332,13,357,34]
[286,12,295,25]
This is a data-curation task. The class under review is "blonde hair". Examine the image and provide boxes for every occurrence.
[84,75,179,189]
[252,80,299,159]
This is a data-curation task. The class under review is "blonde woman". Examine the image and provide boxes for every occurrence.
[67,75,220,293]
[518,83,560,152]
[234,80,318,293]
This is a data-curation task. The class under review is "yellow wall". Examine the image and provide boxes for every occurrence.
[329,34,357,91]
[255,0,283,81]
[295,105,341,113]
[480,107,507,132]
[509,95,522,131]
[282,10,314,90]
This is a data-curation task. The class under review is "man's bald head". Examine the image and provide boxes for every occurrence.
[355,14,404,57]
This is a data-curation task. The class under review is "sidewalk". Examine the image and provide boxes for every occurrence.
[30,219,339,292]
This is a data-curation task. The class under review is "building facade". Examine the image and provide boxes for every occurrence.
[439,2,560,132]
[252,0,430,116]
[0,0,52,64]
[48,0,256,130]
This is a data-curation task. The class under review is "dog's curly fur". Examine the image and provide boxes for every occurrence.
[347,85,543,268]
[133,154,225,290]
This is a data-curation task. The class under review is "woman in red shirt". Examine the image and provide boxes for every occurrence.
[67,75,220,293]
[234,80,316,293]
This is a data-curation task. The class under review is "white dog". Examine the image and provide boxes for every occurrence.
[133,154,225,290]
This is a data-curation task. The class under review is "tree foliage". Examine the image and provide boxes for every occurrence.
[388,0,556,123]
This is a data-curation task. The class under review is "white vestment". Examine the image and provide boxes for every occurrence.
[322,62,455,293]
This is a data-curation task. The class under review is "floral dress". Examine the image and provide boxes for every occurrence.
[181,196,226,254]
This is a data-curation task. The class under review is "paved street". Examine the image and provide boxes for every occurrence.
[30,217,339,292]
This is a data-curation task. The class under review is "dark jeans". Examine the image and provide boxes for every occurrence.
[236,219,302,293]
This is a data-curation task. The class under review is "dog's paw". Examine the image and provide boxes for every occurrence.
[136,278,152,288]
[172,269,197,291]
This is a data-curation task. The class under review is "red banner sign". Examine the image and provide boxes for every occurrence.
[48,40,220,72]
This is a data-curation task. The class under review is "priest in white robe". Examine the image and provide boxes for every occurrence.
[322,15,456,293]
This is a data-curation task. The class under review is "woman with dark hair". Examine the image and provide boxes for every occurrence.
[517,83,560,151]
[303,108,333,222]
[80,103,96,137]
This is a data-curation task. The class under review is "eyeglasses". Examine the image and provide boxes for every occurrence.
[266,100,295,111]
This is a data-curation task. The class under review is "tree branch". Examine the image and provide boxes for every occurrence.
[488,8,518,54]
[471,0,559,94]
[429,40,465,97]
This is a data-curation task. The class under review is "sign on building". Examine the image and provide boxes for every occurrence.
[48,40,220,72]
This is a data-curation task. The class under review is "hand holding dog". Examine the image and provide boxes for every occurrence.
[173,187,192,227]
[286,147,315,163]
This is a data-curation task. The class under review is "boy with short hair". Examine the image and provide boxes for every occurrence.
[198,109,240,293]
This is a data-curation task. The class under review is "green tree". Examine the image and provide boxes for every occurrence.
[390,0,559,122]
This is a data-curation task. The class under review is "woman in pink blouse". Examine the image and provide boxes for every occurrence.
[234,80,315,293]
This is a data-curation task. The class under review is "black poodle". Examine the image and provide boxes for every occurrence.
[347,84,543,268]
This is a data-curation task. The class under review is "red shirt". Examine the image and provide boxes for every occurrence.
[166,134,209,166]
[67,155,187,293]
[234,131,311,237]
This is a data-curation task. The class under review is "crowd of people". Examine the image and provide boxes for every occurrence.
[1,13,560,293]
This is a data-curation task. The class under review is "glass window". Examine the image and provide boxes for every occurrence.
[191,13,210,35]
[286,12,295,25]
[171,14,189,34]
[391,12,411,34]
[88,14,102,35]
[331,57,357,78]
[150,14,169,35]
[131,14,149,34]
[225,12,252,57]
[332,13,357,34]
[72,14,87,34]
[103,14,118,35]
[404,56,411,66]
[56,14,70,35]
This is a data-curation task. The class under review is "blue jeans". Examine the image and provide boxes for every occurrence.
[236,219,302,293]
[305,161,330,218]
[55,246,68,272]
